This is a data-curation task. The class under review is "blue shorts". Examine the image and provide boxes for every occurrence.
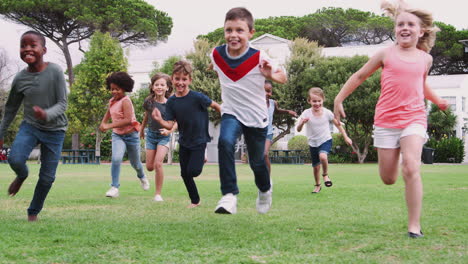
[145,129,170,150]
[266,133,273,142]
[309,139,332,167]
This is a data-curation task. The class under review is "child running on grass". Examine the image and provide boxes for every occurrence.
[140,73,177,202]
[0,31,68,221]
[297,87,352,194]
[211,7,287,214]
[263,80,297,173]
[100,72,149,198]
[152,60,221,208]
[333,0,447,238]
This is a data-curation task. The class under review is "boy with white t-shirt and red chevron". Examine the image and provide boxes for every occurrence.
[211,7,287,214]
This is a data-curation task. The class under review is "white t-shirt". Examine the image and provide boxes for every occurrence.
[210,44,278,128]
[300,108,334,147]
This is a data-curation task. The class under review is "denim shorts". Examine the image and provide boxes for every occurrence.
[266,133,273,142]
[309,139,332,167]
[145,129,170,150]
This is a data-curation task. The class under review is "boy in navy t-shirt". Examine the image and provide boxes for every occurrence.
[152,60,221,208]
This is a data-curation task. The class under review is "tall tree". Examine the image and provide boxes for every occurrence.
[67,32,127,157]
[0,0,172,85]
[186,39,222,124]
[430,22,468,75]
[303,56,381,163]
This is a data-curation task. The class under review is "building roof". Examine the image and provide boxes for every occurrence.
[322,42,392,58]
[251,33,291,45]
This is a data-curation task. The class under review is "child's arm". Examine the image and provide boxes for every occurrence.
[260,60,287,84]
[99,99,133,132]
[332,119,353,146]
[160,122,177,136]
[296,116,309,132]
[140,112,148,139]
[423,57,448,110]
[151,107,174,130]
[210,101,222,113]
[334,49,385,122]
[274,101,297,117]
[99,109,111,132]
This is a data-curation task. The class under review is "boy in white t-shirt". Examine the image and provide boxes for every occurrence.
[211,7,287,214]
[297,88,352,194]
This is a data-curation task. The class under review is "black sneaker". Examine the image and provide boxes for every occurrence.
[408,231,424,238]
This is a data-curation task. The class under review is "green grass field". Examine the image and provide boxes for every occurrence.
[0,163,466,264]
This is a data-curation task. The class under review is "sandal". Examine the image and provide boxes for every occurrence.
[312,184,321,194]
[323,173,332,187]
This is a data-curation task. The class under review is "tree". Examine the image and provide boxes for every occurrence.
[430,22,468,75]
[427,103,457,140]
[303,56,381,163]
[275,38,322,143]
[185,39,222,124]
[67,32,127,157]
[302,7,393,47]
[0,0,172,85]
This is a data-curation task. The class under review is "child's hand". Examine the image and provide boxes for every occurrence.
[99,123,109,132]
[300,117,309,124]
[344,136,353,146]
[289,110,298,117]
[33,106,47,120]
[152,108,162,121]
[159,128,171,136]
[437,99,449,111]
[334,103,346,123]
[259,60,273,78]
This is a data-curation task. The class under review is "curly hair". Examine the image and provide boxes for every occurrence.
[146,73,173,101]
[381,0,439,52]
[106,72,134,92]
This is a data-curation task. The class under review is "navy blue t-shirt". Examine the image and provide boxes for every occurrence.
[165,90,212,149]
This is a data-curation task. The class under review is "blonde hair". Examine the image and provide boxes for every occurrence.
[381,0,439,52]
[308,87,325,101]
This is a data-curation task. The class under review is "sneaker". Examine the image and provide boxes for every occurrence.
[214,193,237,214]
[105,187,119,198]
[140,177,150,191]
[153,194,164,202]
[256,188,272,214]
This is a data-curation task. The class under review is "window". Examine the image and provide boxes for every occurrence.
[463,97,466,112]
[442,96,456,112]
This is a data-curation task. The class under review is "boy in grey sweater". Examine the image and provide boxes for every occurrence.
[0,31,68,221]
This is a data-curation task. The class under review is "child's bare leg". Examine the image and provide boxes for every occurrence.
[377,148,400,185]
[145,149,156,171]
[154,146,168,195]
[313,165,321,192]
[400,135,424,234]
[319,153,329,180]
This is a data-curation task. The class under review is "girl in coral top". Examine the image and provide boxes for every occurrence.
[334,0,447,238]
[100,72,149,198]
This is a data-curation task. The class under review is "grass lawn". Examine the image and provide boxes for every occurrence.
[0,162,467,263]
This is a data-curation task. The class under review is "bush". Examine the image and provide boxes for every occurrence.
[330,133,354,163]
[426,137,465,163]
[287,135,310,163]
[79,128,112,161]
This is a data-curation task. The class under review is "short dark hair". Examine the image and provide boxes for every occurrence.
[21,31,46,46]
[106,72,134,92]
[172,60,192,77]
[264,80,273,87]
[225,7,254,31]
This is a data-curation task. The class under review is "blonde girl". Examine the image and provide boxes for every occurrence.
[140,73,177,202]
[334,0,448,238]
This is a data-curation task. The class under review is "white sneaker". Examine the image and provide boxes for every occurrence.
[256,188,272,214]
[153,194,164,202]
[140,177,150,191]
[214,193,237,214]
[105,187,119,198]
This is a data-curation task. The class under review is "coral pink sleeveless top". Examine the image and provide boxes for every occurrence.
[374,46,428,129]
[109,95,140,135]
